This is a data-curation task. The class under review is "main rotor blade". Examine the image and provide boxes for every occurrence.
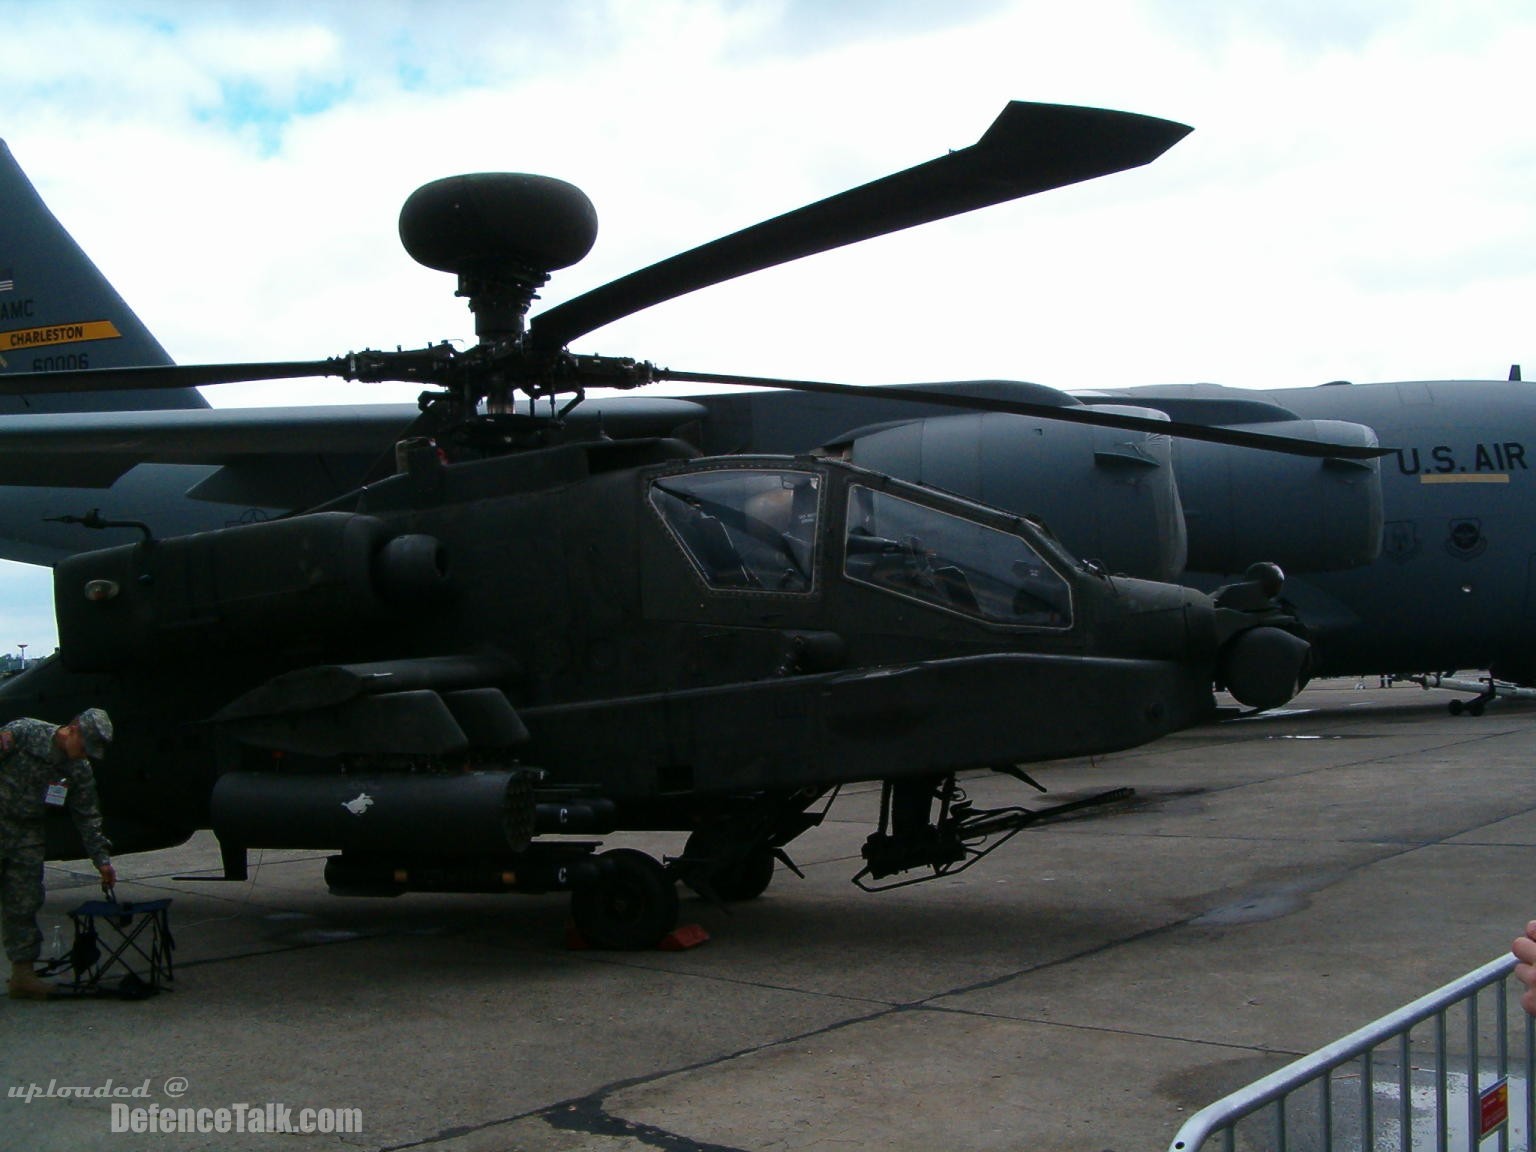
[0,360,346,395]
[657,370,1389,460]
[528,102,1191,353]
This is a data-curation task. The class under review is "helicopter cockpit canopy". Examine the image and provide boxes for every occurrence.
[650,467,821,593]
[843,486,1072,627]
[648,463,1072,628]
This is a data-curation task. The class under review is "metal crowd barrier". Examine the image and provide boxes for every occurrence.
[1169,955,1534,1152]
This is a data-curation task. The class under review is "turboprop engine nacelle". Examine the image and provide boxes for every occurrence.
[1172,419,1382,575]
[840,407,1187,581]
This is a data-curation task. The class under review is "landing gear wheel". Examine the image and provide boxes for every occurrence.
[571,849,679,950]
[682,831,776,902]
[719,846,775,902]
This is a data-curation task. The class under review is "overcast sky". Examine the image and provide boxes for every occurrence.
[3,0,1533,652]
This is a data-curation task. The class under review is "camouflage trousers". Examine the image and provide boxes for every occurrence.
[0,851,45,963]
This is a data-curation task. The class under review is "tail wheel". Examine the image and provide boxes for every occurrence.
[570,848,679,949]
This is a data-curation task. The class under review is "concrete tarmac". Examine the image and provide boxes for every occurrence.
[3,678,1535,1151]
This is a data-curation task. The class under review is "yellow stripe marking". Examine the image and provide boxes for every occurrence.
[3,320,123,350]
[1419,473,1511,484]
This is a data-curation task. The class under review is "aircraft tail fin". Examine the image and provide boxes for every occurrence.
[0,139,206,414]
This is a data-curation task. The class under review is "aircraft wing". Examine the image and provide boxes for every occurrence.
[0,396,709,498]
[0,397,711,566]
[0,404,420,493]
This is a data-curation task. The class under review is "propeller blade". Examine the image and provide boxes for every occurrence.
[528,102,1191,352]
[656,370,1389,460]
[0,360,347,395]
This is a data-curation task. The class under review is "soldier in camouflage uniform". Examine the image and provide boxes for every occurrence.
[0,708,115,1000]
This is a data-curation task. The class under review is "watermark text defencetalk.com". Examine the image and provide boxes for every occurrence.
[8,1078,362,1135]
[110,1103,363,1135]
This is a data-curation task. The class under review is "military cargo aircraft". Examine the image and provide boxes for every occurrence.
[0,127,1376,587]
[0,113,1527,701]
[2,111,1530,701]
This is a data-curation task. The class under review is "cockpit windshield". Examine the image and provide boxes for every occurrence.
[843,486,1071,627]
[650,468,820,592]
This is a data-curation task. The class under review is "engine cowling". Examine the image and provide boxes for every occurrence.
[54,513,451,672]
[840,408,1188,581]
[1171,420,1382,575]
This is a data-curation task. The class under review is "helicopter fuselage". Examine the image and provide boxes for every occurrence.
[7,436,1294,869]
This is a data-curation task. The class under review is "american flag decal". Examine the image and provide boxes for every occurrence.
[0,268,13,292]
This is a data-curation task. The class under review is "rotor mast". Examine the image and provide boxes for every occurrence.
[396,171,601,416]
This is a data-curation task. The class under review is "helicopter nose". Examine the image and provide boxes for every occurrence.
[1218,625,1311,710]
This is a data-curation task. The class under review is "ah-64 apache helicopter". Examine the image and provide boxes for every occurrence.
[0,103,1384,948]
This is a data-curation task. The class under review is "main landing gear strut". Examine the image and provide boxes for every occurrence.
[574,790,830,947]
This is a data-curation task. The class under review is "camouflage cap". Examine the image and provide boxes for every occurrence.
[74,708,113,759]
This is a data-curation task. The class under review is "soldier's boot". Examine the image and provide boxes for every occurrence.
[7,960,54,1000]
